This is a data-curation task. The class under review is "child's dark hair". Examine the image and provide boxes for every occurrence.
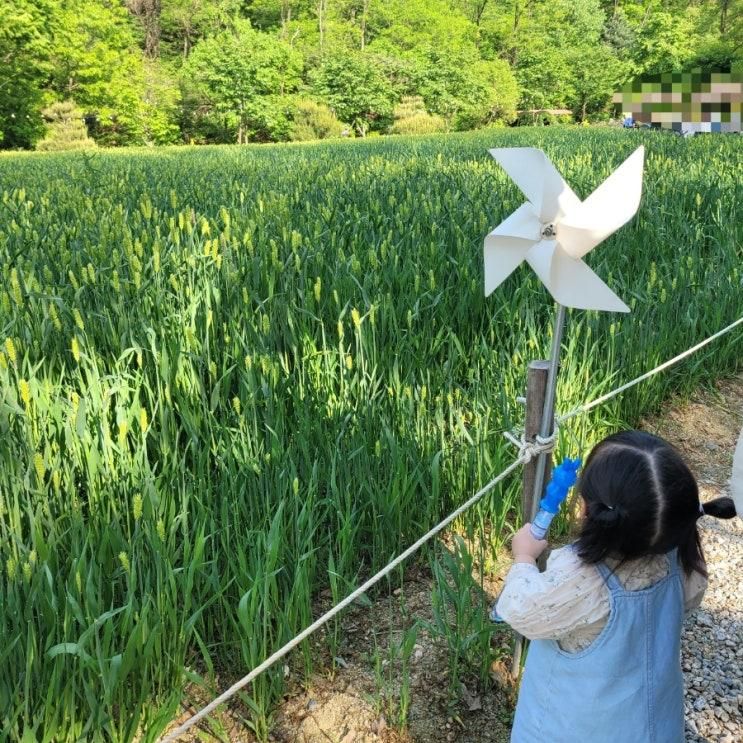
[575,430,735,576]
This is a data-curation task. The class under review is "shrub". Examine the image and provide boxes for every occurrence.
[390,96,446,136]
[36,101,96,152]
[290,99,346,141]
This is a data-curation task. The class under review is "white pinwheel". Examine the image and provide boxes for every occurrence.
[484,146,645,312]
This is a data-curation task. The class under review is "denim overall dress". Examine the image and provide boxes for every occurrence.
[511,549,685,742]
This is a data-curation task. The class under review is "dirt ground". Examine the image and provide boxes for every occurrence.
[166,372,743,743]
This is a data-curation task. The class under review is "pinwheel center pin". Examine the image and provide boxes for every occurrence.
[541,223,556,239]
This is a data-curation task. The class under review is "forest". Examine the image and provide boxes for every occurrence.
[2,1,741,149]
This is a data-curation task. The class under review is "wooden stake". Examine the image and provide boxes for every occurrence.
[511,360,555,680]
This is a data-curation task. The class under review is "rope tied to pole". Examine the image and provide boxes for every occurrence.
[503,427,559,464]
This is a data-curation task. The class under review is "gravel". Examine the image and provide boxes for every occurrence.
[683,513,743,741]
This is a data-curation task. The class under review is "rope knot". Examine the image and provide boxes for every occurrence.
[503,426,558,464]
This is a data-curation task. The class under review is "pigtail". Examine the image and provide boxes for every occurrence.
[699,496,736,520]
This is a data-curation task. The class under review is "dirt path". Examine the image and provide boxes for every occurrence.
[171,374,743,742]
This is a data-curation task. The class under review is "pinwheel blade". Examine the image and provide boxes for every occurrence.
[489,202,541,241]
[489,148,581,222]
[733,426,743,518]
[547,247,630,312]
[523,239,558,291]
[484,234,534,296]
[558,146,645,259]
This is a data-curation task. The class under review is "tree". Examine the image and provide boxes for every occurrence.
[414,48,518,127]
[48,0,151,145]
[568,44,631,120]
[127,0,162,58]
[0,0,56,149]
[185,20,302,142]
[160,0,242,58]
[311,51,395,135]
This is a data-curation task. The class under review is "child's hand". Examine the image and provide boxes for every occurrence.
[511,524,547,564]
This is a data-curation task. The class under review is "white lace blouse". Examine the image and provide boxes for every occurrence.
[495,545,708,653]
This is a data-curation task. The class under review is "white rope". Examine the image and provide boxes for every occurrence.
[161,314,742,741]
[558,315,743,424]
[160,435,554,742]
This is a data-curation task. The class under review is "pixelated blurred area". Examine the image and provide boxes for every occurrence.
[614,71,742,134]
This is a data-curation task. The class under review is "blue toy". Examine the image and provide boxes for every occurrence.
[530,457,582,539]
[490,457,582,623]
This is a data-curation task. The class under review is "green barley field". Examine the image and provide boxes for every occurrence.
[1,128,741,741]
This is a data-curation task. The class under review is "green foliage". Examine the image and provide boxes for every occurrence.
[0,0,56,149]
[1,0,740,149]
[46,0,154,146]
[36,101,97,151]
[390,96,446,135]
[0,128,741,738]
[289,99,346,141]
[424,537,496,706]
[311,51,395,135]
[414,49,519,128]
[185,19,302,142]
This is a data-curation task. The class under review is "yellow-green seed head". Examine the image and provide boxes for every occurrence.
[232,396,241,415]
[139,407,148,433]
[4,338,17,365]
[157,519,166,542]
[49,303,62,331]
[34,452,45,482]
[23,562,32,581]
[133,493,143,521]
[11,268,23,305]
[71,337,80,363]
[19,379,31,408]
[118,552,130,574]
[73,309,84,331]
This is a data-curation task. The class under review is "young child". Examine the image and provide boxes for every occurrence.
[496,430,736,743]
